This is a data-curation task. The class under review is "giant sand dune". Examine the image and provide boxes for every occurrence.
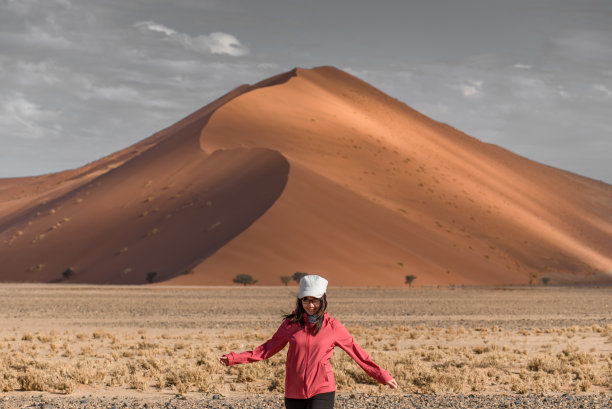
[1,66,611,286]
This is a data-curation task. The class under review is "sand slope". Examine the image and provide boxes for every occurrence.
[1,66,611,285]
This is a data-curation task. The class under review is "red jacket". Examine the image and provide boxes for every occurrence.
[224,312,393,399]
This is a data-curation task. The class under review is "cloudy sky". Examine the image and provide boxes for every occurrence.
[1,0,611,183]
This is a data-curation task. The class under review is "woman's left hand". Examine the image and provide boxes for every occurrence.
[386,378,398,389]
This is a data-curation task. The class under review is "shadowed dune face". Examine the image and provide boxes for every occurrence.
[0,148,289,284]
[1,66,612,286]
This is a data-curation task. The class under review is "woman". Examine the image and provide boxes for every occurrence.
[219,275,398,409]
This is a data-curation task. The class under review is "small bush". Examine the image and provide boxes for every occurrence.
[233,274,258,286]
[292,272,307,283]
[62,268,75,280]
[405,275,417,287]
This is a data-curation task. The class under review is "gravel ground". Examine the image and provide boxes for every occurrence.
[1,393,611,409]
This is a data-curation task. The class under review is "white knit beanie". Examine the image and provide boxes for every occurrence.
[298,275,328,299]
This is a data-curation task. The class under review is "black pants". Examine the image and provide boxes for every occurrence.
[284,391,335,409]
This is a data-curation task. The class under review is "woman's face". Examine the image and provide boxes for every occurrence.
[301,297,322,316]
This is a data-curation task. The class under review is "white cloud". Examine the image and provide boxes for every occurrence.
[79,84,140,103]
[257,63,280,70]
[0,93,62,138]
[512,63,532,69]
[4,0,72,15]
[13,60,61,86]
[556,86,569,100]
[2,23,73,49]
[77,82,178,109]
[461,85,478,97]
[24,23,72,48]
[134,21,249,57]
[137,21,176,37]
[551,30,612,62]
[461,80,483,97]
[593,84,612,98]
[2,94,60,122]
[206,32,248,56]
[509,75,554,102]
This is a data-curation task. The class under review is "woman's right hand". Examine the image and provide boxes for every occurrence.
[218,355,229,366]
[386,378,398,389]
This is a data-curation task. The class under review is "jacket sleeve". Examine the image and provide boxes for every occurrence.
[224,321,289,366]
[333,319,393,384]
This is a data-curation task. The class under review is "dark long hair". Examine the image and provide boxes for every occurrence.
[283,293,328,335]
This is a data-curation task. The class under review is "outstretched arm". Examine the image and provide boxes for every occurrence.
[219,322,288,366]
[333,320,397,388]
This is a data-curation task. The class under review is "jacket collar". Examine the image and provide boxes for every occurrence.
[302,311,329,326]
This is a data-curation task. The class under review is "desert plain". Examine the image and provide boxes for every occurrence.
[0,284,611,408]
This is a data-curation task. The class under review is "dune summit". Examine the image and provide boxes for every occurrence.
[1,66,612,286]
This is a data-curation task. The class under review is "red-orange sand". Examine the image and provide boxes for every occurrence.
[1,66,611,286]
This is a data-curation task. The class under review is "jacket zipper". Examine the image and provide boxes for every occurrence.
[303,319,311,398]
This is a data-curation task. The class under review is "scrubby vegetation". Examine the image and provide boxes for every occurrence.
[1,285,610,396]
[1,325,611,395]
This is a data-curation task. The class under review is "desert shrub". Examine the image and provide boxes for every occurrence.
[280,276,292,286]
[292,272,307,283]
[165,363,212,394]
[146,272,157,283]
[62,268,75,280]
[74,359,104,385]
[267,369,284,392]
[233,274,258,286]
[405,275,417,287]
[16,364,75,394]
